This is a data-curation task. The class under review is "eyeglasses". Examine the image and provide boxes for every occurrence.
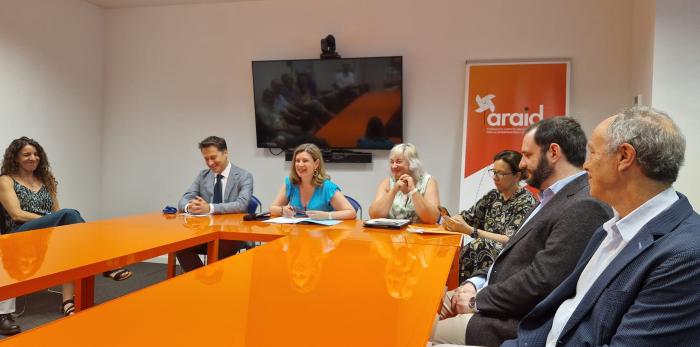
[488,169,515,179]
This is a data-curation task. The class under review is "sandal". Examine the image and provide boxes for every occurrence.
[102,268,133,281]
[62,299,75,317]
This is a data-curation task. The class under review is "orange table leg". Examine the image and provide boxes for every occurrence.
[446,246,460,290]
[74,276,95,312]
[167,253,176,278]
[206,239,219,264]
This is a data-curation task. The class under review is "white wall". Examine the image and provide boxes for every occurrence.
[0,0,104,220]
[631,0,655,106]
[99,0,640,218]
[653,0,700,206]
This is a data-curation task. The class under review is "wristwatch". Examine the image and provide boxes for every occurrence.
[470,227,479,239]
[469,296,477,311]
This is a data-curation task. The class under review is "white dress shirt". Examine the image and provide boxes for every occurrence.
[545,187,678,346]
[468,171,587,291]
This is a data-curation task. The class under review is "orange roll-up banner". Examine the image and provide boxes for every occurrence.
[459,60,570,210]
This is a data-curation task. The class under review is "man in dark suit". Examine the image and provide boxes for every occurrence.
[432,117,612,347]
[176,136,254,272]
[503,106,700,346]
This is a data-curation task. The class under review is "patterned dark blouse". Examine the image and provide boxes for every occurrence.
[2,178,53,232]
[459,187,536,282]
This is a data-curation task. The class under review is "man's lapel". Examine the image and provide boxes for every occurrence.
[203,170,215,201]
[223,165,238,202]
[526,228,607,319]
[558,194,692,339]
[499,175,588,257]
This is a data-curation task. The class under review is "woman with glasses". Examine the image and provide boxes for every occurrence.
[443,150,536,282]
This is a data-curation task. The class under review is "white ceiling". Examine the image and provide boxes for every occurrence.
[84,0,257,9]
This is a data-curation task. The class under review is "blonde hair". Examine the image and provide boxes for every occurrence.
[389,143,424,182]
[289,143,329,186]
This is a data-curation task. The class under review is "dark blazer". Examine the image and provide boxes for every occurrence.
[503,193,700,347]
[465,174,612,347]
[177,163,253,214]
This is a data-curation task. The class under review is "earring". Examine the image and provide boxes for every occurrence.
[313,169,319,177]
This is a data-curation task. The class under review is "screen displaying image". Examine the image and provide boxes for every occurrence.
[252,56,402,149]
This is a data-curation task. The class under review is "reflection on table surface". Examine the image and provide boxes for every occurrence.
[370,233,452,300]
[0,228,52,281]
[210,213,462,246]
[1,213,220,300]
[1,213,461,346]
[2,234,456,346]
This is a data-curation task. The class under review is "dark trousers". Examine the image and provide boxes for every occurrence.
[176,240,251,272]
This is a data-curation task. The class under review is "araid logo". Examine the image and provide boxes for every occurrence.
[475,94,495,113]
[463,62,568,178]
[475,94,544,127]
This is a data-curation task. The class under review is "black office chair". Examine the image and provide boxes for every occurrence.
[0,204,7,234]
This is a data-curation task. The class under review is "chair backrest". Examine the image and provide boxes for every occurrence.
[247,195,262,214]
[344,195,362,219]
[0,204,6,234]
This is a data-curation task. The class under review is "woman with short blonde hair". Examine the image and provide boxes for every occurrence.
[369,143,440,224]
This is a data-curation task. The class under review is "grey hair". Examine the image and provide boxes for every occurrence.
[389,143,425,181]
[607,106,685,183]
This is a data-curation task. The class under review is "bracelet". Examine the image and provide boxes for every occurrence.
[408,188,418,196]
[328,212,332,220]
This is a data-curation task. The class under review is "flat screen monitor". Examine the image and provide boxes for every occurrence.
[252,56,403,149]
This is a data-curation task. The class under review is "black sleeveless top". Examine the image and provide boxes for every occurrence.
[2,178,53,232]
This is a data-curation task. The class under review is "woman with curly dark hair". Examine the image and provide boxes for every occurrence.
[0,137,132,335]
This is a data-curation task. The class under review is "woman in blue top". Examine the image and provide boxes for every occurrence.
[270,143,356,220]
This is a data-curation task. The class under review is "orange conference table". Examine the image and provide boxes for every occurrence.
[185,213,462,288]
[1,213,462,311]
[1,219,459,346]
[0,213,221,310]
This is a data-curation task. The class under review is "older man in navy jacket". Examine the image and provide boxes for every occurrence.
[503,106,700,346]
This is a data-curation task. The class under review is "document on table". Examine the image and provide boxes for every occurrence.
[407,226,463,235]
[264,217,342,226]
[407,226,466,243]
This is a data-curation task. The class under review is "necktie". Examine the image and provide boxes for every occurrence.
[213,174,223,204]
